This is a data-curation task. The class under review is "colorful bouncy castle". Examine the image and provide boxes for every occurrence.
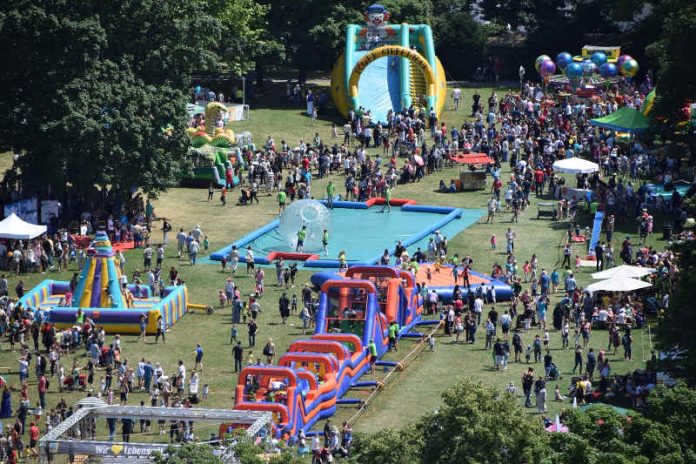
[19,231,189,334]
[330,4,447,123]
[233,266,429,436]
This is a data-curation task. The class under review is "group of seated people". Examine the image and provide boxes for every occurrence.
[438,179,458,193]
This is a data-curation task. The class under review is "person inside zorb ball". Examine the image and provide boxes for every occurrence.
[277,200,332,253]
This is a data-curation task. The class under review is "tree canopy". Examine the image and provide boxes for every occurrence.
[349,379,696,464]
[0,0,221,203]
[646,1,696,147]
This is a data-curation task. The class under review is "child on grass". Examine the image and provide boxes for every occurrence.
[426,335,435,351]
[218,290,227,307]
[490,234,497,250]
[575,255,581,271]
[525,345,532,363]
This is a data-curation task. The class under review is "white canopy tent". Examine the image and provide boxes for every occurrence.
[552,157,600,174]
[0,213,47,239]
[592,265,656,280]
[586,276,652,292]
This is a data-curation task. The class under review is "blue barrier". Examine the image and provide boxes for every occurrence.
[336,398,362,405]
[400,332,424,338]
[401,204,459,214]
[210,218,280,261]
[329,200,368,209]
[352,381,378,388]
[310,271,341,286]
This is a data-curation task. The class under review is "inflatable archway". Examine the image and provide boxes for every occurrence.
[348,45,437,108]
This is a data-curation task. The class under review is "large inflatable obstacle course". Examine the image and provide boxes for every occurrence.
[20,231,191,334]
[233,265,512,437]
[234,266,425,436]
[330,4,447,123]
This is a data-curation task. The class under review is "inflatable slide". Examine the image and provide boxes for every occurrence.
[330,4,447,123]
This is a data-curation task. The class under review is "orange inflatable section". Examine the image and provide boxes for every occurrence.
[414,263,489,287]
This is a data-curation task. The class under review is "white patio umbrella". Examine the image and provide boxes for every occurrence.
[586,276,652,292]
[592,265,656,280]
[552,157,599,174]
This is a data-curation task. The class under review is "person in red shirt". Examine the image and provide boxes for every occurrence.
[534,168,545,196]
[492,177,502,200]
[29,421,40,457]
[38,374,47,410]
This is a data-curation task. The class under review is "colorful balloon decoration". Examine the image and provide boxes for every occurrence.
[564,62,583,78]
[535,55,552,72]
[591,51,607,67]
[556,52,573,70]
[599,62,618,79]
[539,60,556,78]
[581,59,597,76]
[620,58,639,78]
[617,54,632,69]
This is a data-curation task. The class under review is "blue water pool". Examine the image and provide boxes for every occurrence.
[209,203,484,268]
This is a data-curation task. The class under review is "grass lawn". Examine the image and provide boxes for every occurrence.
[0,84,658,442]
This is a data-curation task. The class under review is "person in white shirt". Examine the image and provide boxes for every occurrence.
[178,360,186,387]
[452,88,462,110]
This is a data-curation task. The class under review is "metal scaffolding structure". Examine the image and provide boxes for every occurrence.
[39,405,272,463]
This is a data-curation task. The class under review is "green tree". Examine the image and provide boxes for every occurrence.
[653,241,696,384]
[152,444,224,464]
[646,1,696,147]
[350,379,549,464]
[480,0,537,30]
[206,0,283,77]
[349,426,423,464]
[0,0,221,206]
[433,11,487,78]
[644,383,696,453]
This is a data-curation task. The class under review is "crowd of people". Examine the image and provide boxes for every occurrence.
[0,61,686,460]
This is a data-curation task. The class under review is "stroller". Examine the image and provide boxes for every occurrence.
[546,363,560,381]
[61,374,87,391]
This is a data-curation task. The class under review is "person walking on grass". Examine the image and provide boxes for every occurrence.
[277,189,287,214]
[233,341,244,373]
[194,344,203,372]
[155,316,165,344]
[522,367,534,407]
[572,345,583,373]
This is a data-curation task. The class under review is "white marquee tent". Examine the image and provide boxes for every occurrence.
[552,157,600,174]
[586,276,652,292]
[0,213,47,239]
[592,265,656,280]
